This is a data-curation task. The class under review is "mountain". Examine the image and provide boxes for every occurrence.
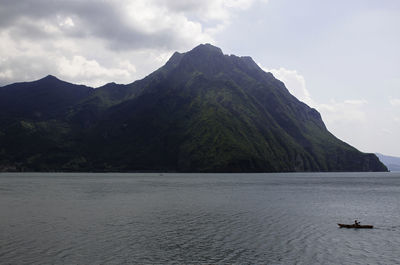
[375,153,400,171]
[0,44,387,172]
[0,75,92,122]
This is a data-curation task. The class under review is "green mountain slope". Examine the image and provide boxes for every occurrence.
[0,44,387,172]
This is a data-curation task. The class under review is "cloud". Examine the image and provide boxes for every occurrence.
[317,99,369,124]
[0,1,211,51]
[259,63,398,156]
[380,128,393,135]
[57,56,137,87]
[343,99,368,105]
[259,63,370,127]
[160,0,267,22]
[0,0,267,51]
[0,0,267,87]
[390,98,400,106]
[262,67,314,107]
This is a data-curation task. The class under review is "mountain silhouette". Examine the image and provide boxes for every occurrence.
[0,44,387,172]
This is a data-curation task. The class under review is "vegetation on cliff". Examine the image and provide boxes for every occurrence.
[0,44,387,172]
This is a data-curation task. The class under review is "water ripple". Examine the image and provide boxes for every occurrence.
[1,172,400,264]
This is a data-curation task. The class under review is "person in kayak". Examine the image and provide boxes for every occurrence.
[354,220,360,226]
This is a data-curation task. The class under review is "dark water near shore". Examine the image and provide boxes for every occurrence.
[1,172,400,264]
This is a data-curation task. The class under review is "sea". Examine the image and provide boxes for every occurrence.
[0,172,399,264]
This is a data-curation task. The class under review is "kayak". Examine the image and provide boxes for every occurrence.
[338,223,373,229]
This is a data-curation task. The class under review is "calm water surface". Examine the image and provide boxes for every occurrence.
[0,172,400,264]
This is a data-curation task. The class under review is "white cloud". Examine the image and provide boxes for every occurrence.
[58,16,75,28]
[0,0,268,87]
[258,63,398,156]
[259,63,369,128]
[380,128,393,135]
[390,98,400,106]
[0,69,13,79]
[258,62,372,129]
[57,56,136,87]
[343,99,368,105]
[317,99,368,124]
[263,67,314,107]
[159,0,266,22]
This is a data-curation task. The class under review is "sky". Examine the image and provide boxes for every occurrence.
[0,0,399,156]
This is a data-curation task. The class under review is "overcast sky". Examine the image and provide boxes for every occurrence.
[1,0,399,156]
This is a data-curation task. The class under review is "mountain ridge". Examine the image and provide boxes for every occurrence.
[0,44,388,172]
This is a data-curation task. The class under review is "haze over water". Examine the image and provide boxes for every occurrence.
[1,172,399,264]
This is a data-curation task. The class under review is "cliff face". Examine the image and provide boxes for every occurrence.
[0,44,388,172]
